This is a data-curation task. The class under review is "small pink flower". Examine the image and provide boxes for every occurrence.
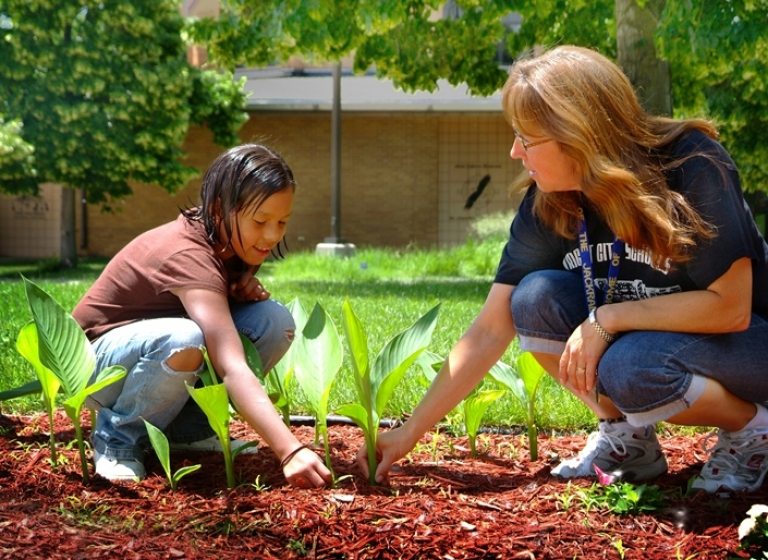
[594,464,618,485]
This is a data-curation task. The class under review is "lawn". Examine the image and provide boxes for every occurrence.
[0,233,593,432]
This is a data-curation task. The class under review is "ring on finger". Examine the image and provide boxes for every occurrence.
[576,366,586,372]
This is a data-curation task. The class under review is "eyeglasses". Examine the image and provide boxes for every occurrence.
[513,130,553,152]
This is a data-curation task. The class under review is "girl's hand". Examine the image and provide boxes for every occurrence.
[229,273,270,302]
[282,446,332,488]
[558,317,609,396]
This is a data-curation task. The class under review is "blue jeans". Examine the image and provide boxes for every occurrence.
[511,270,768,426]
[87,299,295,461]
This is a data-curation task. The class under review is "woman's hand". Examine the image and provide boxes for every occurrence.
[558,312,610,396]
[356,427,415,485]
[282,446,332,488]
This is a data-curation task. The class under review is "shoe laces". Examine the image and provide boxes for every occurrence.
[578,426,628,461]
[702,429,754,475]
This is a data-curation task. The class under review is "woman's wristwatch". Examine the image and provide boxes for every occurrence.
[589,307,616,344]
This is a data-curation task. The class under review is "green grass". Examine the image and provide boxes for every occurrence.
[0,234,594,431]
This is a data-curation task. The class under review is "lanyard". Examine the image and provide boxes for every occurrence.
[577,208,624,310]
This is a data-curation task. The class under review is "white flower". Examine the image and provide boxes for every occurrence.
[738,504,768,540]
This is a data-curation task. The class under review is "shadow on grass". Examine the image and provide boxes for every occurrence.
[0,258,107,282]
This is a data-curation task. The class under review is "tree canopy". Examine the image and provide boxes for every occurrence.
[192,0,768,193]
[0,0,248,206]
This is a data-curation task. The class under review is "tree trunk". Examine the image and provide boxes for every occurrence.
[59,186,77,267]
[615,0,671,116]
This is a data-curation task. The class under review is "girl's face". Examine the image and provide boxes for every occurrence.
[219,188,294,265]
[510,130,582,193]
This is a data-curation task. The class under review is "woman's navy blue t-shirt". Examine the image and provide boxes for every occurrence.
[494,130,768,317]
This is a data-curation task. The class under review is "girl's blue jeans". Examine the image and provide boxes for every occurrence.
[511,270,768,427]
[86,299,295,462]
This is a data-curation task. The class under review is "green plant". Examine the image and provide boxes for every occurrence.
[488,352,547,460]
[291,301,343,475]
[185,380,238,488]
[253,297,308,425]
[20,276,126,483]
[338,300,440,484]
[577,481,666,515]
[462,388,506,457]
[739,504,768,558]
[416,351,504,457]
[142,418,201,490]
[186,347,257,489]
[15,322,61,464]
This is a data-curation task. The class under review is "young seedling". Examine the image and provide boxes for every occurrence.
[142,418,201,490]
[462,388,506,457]
[189,346,257,489]
[416,351,505,457]
[488,352,546,460]
[338,300,440,484]
[291,301,343,475]
[185,380,237,488]
[21,276,126,483]
[16,322,61,464]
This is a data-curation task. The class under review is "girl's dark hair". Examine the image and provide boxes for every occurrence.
[183,143,296,255]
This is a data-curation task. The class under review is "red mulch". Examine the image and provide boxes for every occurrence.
[0,410,763,559]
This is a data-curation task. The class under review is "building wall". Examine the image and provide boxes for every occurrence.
[1,110,520,259]
[0,183,63,259]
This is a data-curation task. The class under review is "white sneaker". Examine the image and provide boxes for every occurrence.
[691,428,768,493]
[170,435,258,454]
[552,420,667,482]
[94,450,146,482]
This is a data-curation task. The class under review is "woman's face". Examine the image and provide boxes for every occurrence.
[510,130,582,193]
[219,188,294,265]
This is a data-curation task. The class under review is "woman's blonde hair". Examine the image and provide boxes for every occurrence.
[503,45,717,265]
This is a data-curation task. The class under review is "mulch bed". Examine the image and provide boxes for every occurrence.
[0,410,764,559]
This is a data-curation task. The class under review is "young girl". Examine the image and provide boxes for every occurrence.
[359,46,768,494]
[74,144,331,487]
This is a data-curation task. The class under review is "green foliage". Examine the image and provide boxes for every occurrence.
[0,116,34,180]
[291,301,343,473]
[657,0,768,192]
[739,504,768,558]
[20,276,126,483]
[189,0,508,95]
[488,352,546,460]
[339,300,440,483]
[576,481,666,515]
[185,381,238,488]
[0,0,246,204]
[16,322,61,463]
[142,419,202,490]
[462,389,505,456]
[192,346,258,488]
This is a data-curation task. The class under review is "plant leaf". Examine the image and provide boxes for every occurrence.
[488,360,527,403]
[63,366,127,416]
[341,299,371,409]
[23,276,96,397]
[186,383,231,443]
[336,402,370,432]
[292,303,342,415]
[143,418,172,481]
[463,389,506,438]
[15,322,59,402]
[517,352,546,398]
[372,303,440,414]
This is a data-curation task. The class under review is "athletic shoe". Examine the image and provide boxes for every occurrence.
[94,450,146,482]
[169,435,258,454]
[691,428,768,493]
[552,420,667,482]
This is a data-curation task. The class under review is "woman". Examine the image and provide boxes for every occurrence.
[74,144,331,487]
[358,46,768,493]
